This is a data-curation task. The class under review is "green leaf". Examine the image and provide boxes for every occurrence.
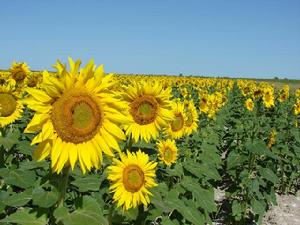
[20,161,48,170]
[181,177,216,212]
[232,200,242,217]
[0,129,20,149]
[2,190,32,207]
[161,217,177,225]
[61,196,108,225]
[247,140,277,159]
[16,140,34,156]
[251,199,266,215]
[54,206,70,222]
[0,208,47,225]
[71,176,101,192]
[184,162,221,181]
[259,167,278,184]
[4,169,36,188]
[177,204,205,225]
[227,151,246,170]
[32,187,59,208]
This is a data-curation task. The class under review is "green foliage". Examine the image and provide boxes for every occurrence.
[0,83,300,225]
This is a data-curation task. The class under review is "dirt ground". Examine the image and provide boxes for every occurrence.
[263,191,300,225]
[213,189,300,225]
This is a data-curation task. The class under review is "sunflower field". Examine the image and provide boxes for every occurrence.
[0,59,300,225]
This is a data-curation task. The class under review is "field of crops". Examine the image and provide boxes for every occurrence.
[0,59,300,225]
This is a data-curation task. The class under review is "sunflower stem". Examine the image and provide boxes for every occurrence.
[108,203,114,225]
[57,166,70,207]
[126,134,133,151]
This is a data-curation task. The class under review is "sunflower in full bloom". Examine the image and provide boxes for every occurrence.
[25,72,43,88]
[294,99,300,116]
[199,93,209,114]
[183,100,198,135]
[245,98,254,111]
[107,150,157,210]
[9,62,30,84]
[157,139,178,166]
[122,81,173,143]
[262,87,275,108]
[23,58,128,174]
[0,84,23,127]
[166,101,187,139]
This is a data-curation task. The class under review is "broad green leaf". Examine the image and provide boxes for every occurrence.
[177,204,205,225]
[4,169,36,188]
[61,196,108,225]
[3,190,32,207]
[0,208,47,225]
[20,161,48,170]
[32,187,59,208]
[251,199,266,215]
[71,176,101,192]
[0,129,20,149]
[232,200,242,217]
[227,151,247,170]
[259,167,278,184]
[181,177,216,212]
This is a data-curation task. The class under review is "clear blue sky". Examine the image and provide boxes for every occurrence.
[0,0,300,79]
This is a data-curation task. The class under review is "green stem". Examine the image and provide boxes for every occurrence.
[57,167,70,207]
[126,134,133,151]
[108,204,113,225]
[0,127,6,168]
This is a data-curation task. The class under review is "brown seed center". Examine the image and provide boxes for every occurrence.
[123,165,145,193]
[0,93,17,117]
[130,95,158,125]
[51,91,101,143]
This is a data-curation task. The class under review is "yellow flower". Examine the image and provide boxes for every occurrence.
[294,99,300,116]
[0,84,23,127]
[9,62,30,84]
[25,72,43,88]
[157,139,178,166]
[245,98,254,111]
[263,87,275,108]
[166,101,186,139]
[278,85,289,103]
[199,93,209,114]
[184,100,199,135]
[107,150,157,210]
[23,58,128,174]
[122,81,173,143]
[267,129,277,148]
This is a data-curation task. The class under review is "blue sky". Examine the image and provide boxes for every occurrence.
[0,0,299,79]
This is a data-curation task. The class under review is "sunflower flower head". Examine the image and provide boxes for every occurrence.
[157,139,178,166]
[122,80,173,143]
[0,84,23,127]
[107,150,157,210]
[23,58,129,174]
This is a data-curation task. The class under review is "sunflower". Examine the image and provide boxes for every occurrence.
[25,72,43,88]
[23,58,128,174]
[267,129,277,148]
[199,93,209,114]
[0,84,23,127]
[107,150,157,210]
[165,101,186,139]
[245,98,254,111]
[9,62,30,84]
[157,139,178,166]
[262,87,275,108]
[122,81,173,143]
[294,99,300,116]
[183,100,199,135]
